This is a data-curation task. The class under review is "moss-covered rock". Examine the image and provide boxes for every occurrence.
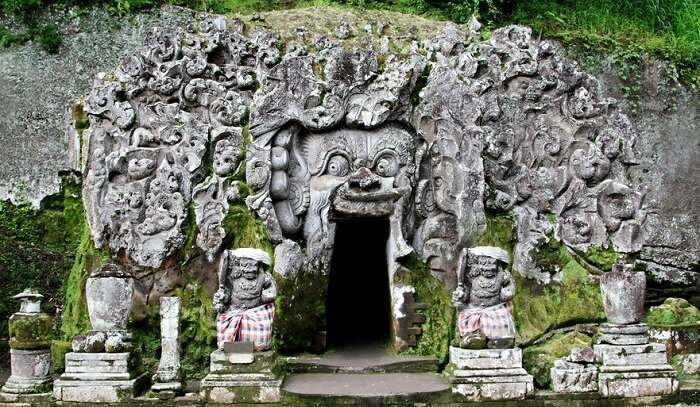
[515,245,605,345]
[274,270,328,354]
[8,312,52,350]
[396,255,454,367]
[177,280,217,380]
[50,340,72,374]
[523,331,593,389]
[646,297,700,327]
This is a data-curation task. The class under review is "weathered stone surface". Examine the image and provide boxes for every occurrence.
[568,347,595,363]
[675,353,700,375]
[152,297,181,392]
[600,268,646,324]
[598,371,678,398]
[201,352,281,404]
[449,347,522,370]
[550,359,598,393]
[1,349,51,394]
[594,343,667,366]
[273,239,304,278]
[53,373,148,402]
[0,6,195,207]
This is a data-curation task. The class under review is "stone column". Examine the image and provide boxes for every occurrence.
[151,296,182,397]
[0,289,53,403]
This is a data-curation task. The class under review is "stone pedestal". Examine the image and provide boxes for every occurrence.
[201,350,282,404]
[53,352,147,402]
[594,323,679,398]
[447,347,533,401]
[1,349,52,394]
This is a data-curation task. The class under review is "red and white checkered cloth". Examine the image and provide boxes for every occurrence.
[217,303,275,351]
[457,302,516,339]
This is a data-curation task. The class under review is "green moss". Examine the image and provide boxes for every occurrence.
[50,340,71,374]
[59,225,111,339]
[646,297,700,328]
[273,270,328,354]
[523,331,593,389]
[580,244,619,271]
[396,255,454,367]
[475,212,515,253]
[515,244,605,345]
[0,177,87,341]
[8,313,52,349]
[178,280,217,379]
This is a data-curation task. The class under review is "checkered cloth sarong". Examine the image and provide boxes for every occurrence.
[217,303,275,351]
[457,302,516,339]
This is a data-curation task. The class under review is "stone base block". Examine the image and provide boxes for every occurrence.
[599,323,648,335]
[594,343,667,366]
[551,364,598,393]
[210,350,276,374]
[1,349,51,394]
[448,350,534,402]
[53,372,148,402]
[0,391,52,404]
[449,346,522,370]
[599,333,648,345]
[598,369,679,398]
[200,374,282,404]
[451,372,533,402]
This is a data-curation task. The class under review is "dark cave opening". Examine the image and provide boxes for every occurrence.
[326,218,392,348]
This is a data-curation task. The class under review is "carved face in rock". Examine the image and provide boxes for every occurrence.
[213,138,242,176]
[302,125,415,217]
[570,143,610,185]
[467,255,507,304]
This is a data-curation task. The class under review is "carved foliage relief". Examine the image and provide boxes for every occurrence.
[81,16,645,286]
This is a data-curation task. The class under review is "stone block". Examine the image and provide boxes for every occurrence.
[594,343,667,366]
[451,381,533,401]
[599,333,648,345]
[550,363,598,393]
[598,370,679,398]
[568,347,595,363]
[210,350,276,374]
[449,346,522,370]
[599,323,648,335]
[53,372,148,402]
[200,374,282,404]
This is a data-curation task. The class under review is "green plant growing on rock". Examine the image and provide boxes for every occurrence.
[523,330,593,388]
[178,280,217,379]
[397,254,454,367]
[646,297,700,327]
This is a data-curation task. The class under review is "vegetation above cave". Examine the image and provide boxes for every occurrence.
[1,0,699,85]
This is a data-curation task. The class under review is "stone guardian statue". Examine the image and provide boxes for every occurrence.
[214,248,276,351]
[452,246,516,349]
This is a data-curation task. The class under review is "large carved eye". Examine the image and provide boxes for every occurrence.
[374,154,398,177]
[325,154,349,177]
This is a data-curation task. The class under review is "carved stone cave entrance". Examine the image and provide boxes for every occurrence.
[327,218,392,348]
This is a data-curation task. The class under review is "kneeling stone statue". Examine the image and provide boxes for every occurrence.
[452,246,516,349]
[214,248,277,352]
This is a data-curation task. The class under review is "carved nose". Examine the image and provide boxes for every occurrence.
[348,167,380,191]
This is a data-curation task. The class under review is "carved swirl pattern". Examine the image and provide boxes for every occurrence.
[81,15,645,284]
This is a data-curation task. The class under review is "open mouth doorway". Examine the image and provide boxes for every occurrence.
[327,218,392,348]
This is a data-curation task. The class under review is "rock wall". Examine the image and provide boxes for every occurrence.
[0,4,698,368]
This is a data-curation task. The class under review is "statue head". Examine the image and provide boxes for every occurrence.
[466,246,509,279]
[224,248,271,281]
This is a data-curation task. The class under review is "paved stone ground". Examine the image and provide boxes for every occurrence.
[283,372,449,397]
[283,343,438,373]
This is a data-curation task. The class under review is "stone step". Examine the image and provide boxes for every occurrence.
[281,345,439,374]
[282,373,450,403]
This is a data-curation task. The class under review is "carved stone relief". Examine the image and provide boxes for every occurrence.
[80,14,646,310]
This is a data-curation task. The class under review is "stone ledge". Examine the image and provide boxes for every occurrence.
[53,372,148,403]
[449,346,523,370]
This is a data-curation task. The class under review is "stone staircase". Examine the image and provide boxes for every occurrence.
[280,345,450,404]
